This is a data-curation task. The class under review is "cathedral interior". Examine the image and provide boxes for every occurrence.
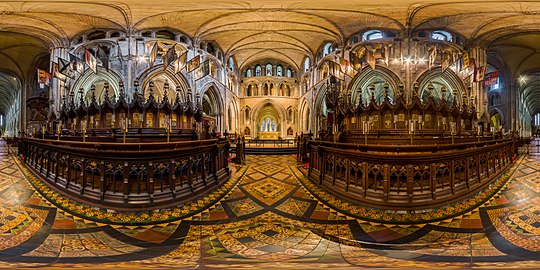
[0,0,539,269]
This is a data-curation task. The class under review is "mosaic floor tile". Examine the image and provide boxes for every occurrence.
[0,141,538,268]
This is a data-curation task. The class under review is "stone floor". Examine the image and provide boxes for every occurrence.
[0,140,538,269]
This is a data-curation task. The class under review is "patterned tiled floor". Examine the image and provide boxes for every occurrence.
[0,140,539,269]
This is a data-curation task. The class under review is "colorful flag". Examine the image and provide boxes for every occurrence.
[462,52,470,70]
[37,69,51,86]
[203,60,210,77]
[372,44,383,59]
[163,45,177,70]
[384,45,389,66]
[174,52,187,74]
[429,46,438,68]
[466,58,476,77]
[350,51,362,71]
[329,60,344,79]
[148,42,159,67]
[97,46,110,71]
[484,71,499,87]
[475,66,485,82]
[85,49,97,74]
[339,57,356,78]
[441,51,454,73]
[58,58,77,78]
[356,46,367,59]
[69,54,84,74]
[52,62,66,80]
[210,61,216,78]
[116,42,123,65]
[187,55,200,73]
[367,50,376,70]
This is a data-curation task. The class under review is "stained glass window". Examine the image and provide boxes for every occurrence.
[255,65,262,76]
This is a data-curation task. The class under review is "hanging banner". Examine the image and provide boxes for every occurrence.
[462,52,470,70]
[202,60,210,77]
[163,45,177,70]
[484,71,499,87]
[367,50,376,70]
[339,56,356,78]
[187,55,200,73]
[69,54,84,74]
[350,50,362,71]
[52,62,66,80]
[85,49,97,74]
[58,58,77,79]
[37,69,52,86]
[174,51,188,74]
[428,46,438,68]
[148,42,159,67]
[97,46,110,71]
[475,66,485,82]
[441,51,454,73]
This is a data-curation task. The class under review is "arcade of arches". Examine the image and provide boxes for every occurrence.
[0,1,539,269]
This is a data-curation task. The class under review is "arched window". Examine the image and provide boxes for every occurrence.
[431,30,453,42]
[156,30,175,40]
[323,43,333,56]
[255,65,262,76]
[486,65,501,91]
[229,58,235,71]
[420,80,454,104]
[362,30,383,41]
[88,31,106,40]
[303,58,310,72]
[207,43,216,55]
[265,64,273,76]
[277,65,283,76]
[246,69,252,77]
[286,68,292,78]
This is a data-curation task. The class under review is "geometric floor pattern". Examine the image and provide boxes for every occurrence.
[0,140,539,269]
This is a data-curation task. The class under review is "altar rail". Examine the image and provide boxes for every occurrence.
[306,139,516,210]
[20,138,230,210]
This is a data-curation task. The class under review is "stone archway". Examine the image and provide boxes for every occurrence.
[257,104,280,139]
[251,101,286,140]
[490,109,503,131]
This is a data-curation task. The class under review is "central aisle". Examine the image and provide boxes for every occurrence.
[0,141,538,269]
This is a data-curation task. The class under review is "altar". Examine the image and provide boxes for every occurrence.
[259,131,279,140]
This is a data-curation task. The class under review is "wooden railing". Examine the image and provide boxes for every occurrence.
[20,138,230,210]
[306,139,516,210]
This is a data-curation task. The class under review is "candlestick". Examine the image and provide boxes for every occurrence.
[450,122,456,144]
[409,120,415,145]
[166,116,171,142]
[82,120,87,142]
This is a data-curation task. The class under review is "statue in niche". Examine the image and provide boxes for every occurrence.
[244,126,251,136]
[287,127,293,136]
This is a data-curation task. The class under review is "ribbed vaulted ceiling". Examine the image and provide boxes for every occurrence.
[0,0,540,115]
